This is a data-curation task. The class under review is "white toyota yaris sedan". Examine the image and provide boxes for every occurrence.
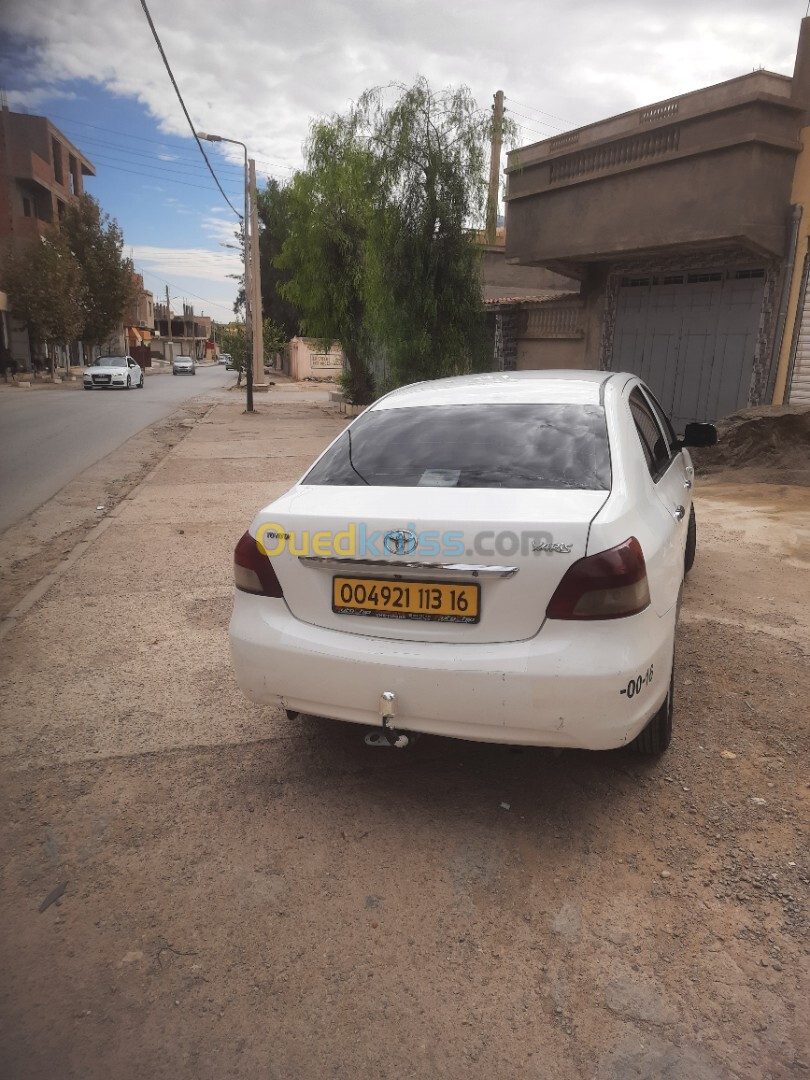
[229,371,716,754]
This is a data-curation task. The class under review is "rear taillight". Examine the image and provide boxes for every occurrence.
[234,531,284,597]
[546,536,650,620]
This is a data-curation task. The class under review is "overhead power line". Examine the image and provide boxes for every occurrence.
[505,107,565,135]
[134,265,236,316]
[60,137,247,180]
[511,120,556,140]
[85,158,244,195]
[138,0,243,219]
[46,111,298,174]
[503,96,573,128]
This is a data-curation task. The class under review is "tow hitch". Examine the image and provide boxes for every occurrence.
[364,690,417,748]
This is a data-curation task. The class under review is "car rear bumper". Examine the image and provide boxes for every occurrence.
[228,593,677,750]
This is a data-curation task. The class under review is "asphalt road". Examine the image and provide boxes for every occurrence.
[0,365,231,531]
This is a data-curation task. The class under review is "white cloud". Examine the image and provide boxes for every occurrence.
[2,0,804,174]
[200,212,240,244]
[131,244,240,282]
[6,0,802,324]
[6,85,78,110]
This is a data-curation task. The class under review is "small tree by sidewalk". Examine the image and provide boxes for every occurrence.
[218,324,248,386]
[262,318,286,372]
[1,232,85,378]
[61,195,136,362]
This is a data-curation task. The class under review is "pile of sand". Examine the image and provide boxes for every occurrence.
[691,405,810,486]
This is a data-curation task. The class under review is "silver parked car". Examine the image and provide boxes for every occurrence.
[173,355,196,376]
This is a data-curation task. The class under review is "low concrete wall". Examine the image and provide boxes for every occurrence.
[284,337,343,381]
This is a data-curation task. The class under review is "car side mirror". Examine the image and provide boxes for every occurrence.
[679,422,717,448]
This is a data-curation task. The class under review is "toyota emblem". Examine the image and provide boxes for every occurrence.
[384,530,418,555]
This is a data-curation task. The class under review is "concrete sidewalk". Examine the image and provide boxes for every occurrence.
[0,398,346,766]
[1,397,809,1080]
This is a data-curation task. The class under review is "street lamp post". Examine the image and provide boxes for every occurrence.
[197,131,255,411]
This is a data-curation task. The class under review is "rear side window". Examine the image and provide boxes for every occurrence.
[304,404,611,490]
[629,388,670,479]
[641,388,678,459]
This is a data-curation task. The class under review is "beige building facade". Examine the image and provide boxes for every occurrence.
[502,18,810,429]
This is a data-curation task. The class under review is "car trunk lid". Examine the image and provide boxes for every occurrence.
[251,486,607,644]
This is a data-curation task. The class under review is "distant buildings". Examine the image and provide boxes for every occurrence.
[152,301,213,363]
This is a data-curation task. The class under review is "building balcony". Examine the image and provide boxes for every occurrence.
[505,70,807,272]
[10,146,58,191]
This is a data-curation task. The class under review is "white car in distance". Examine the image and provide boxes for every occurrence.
[84,355,144,390]
[229,371,716,754]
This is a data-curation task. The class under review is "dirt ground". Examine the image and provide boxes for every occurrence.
[0,400,808,1080]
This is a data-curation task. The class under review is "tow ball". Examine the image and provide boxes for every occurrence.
[364,690,416,749]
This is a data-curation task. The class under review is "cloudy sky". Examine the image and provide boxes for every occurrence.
[0,0,805,317]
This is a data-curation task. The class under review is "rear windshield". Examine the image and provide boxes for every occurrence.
[304,404,611,490]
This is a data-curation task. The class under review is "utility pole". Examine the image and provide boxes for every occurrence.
[486,89,504,245]
[249,159,266,391]
[165,285,172,365]
[244,158,253,412]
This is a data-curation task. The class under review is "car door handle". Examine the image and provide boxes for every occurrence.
[673,505,686,521]
[683,478,692,489]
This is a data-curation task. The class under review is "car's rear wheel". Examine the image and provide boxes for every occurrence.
[138,374,144,388]
[628,663,673,754]
[684,506,697,574]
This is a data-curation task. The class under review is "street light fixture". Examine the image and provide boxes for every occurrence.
[197,130,255,411]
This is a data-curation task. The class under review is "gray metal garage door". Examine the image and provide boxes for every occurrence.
[612,270,765,432]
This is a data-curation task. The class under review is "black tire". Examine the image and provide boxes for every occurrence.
[629,664,673,754]
[126,375,131,390]
[137,374,144,388]
[684,506,696,575]
[83,385,92,391]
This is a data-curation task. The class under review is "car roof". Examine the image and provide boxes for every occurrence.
[374,370,613,410]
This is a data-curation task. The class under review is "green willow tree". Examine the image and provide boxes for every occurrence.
[278,79,507,402]
[362,79,495,386]
[279,114,379,403]
[1,231,85,375]
[60,194,135,356]
[257,180,302,340]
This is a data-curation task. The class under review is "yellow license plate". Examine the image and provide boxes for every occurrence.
[332,576,480,623]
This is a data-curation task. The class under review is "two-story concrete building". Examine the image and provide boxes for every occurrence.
[503,18,810,430]
[152,302,213,362]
